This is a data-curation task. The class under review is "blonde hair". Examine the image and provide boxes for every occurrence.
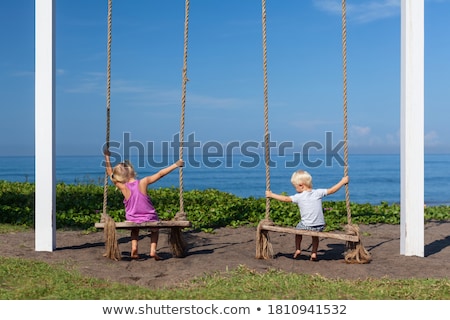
[111,160,136,183]
[290,170,313,188]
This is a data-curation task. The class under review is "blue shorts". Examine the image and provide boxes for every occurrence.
[295,221,325,232]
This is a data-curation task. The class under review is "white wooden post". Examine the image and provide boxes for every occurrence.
[400,0,424,257]
[35,0,56,251]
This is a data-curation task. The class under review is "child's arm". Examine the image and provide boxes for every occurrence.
[142,159,184,185]
[266,190,292,202]
[103,148,113,177]
[327,176,349,195]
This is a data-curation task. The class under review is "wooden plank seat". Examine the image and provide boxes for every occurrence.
[256,222,372,263]
[96,219,192,260]
[259,224,359,242]
[95,220,192,229]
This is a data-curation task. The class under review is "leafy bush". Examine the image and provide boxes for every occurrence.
[0,180,448,231]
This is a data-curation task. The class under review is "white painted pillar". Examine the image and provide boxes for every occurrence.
[400,0,424,257]
[35,0,56,251]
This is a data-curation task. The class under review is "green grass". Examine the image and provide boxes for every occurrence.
[1,181,449,300]
[0,223,29,234]
[1,257,448,300]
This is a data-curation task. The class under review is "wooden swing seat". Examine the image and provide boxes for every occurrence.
[95,220,192,230]
[259,224,359,242]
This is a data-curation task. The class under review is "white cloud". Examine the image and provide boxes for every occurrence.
[187,94,249,110]
[424,130,440,146]
[313,0,342,14]
[385,131,400,145]
[313,0,400,23]
[12,71,34,77]
[351,125,371,136]
[289,119,339,131]
[347,127,402,153]
[64,72,105,93]
[348,128,450,153]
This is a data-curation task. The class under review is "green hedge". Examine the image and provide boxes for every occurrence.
[0,180,448,231]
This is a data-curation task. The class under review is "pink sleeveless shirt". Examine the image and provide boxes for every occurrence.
[123,180,159,223]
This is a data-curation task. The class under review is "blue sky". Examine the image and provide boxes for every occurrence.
[1,0,449,156]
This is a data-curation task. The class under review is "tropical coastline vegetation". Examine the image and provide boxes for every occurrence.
[1,180,449,232]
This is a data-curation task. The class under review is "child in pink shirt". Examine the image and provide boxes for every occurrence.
[104,148,183,260]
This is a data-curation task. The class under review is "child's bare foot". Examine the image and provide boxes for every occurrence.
[131,254,140,259]
[293,250,302,259]
[150,253,162,261]
[310,253,318,261]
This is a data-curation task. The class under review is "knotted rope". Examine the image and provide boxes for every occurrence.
[169,0,191,257]
[102,0,121,261]
[256,0,274,259]
[341,0,371,263]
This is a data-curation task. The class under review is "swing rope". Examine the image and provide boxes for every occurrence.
[176,0,190,221]
[256,0,371,263]
[262,0,271,221]
[167,0,191,257]
[103,0,112,220]
[340,0,370,263]
[256,0,275,259]
[342,0,351,225]
[101,0,121,261]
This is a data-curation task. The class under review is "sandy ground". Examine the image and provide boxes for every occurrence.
[1,222,449,289]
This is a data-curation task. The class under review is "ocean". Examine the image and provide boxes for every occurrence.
[1,154,450,206]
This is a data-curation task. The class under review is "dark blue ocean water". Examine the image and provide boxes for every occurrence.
[1,154,450,206]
